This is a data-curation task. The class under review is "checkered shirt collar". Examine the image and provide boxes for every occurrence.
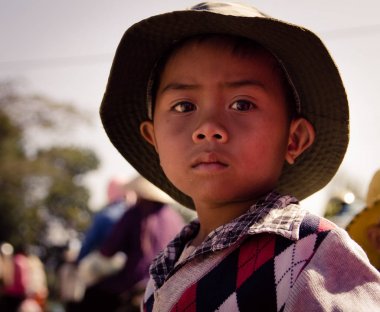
[150,191,303,288]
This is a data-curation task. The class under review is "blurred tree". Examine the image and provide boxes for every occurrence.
[0,110,26,244]
[0,81,99,248]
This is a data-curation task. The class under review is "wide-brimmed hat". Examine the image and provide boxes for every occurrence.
[366,170,380,207]
[346,203,380,269]
[126,175,175,204]
[100,2,349,209]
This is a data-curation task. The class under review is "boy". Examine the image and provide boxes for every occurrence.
[100,2,380,311]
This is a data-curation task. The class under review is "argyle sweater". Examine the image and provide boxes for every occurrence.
[143,192,380,312]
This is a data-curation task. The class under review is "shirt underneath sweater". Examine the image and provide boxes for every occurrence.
[143,192,380,312]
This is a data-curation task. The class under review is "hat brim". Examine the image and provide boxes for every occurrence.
[100,8,349,209]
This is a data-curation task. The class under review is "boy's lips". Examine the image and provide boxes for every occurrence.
[191,152,228,171]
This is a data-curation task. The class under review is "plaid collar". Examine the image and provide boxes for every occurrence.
[150,191,304,288]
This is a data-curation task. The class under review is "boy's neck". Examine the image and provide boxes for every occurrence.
[191,200,254,247]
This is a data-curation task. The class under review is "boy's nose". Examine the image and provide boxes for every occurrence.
[192,122,228,143]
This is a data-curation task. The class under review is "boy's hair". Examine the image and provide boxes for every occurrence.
[149,34,298,121]
[100,2,349,209]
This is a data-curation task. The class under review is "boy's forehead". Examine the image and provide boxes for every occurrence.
[161,40,279,83]
[168,35,275,62]
[158,36,293,98]
[161,36,281,84]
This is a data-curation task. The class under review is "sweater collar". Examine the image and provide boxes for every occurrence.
[150,191,303,288]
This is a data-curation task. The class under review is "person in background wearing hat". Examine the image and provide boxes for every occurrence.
[77,176,185,312]
[99,2,380,311]
[76,176,135,263]
[347,169,380,270]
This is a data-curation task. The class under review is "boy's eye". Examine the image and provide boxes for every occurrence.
[231,100,255,111]
[172,101,196,113]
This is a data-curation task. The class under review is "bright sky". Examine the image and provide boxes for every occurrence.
[1,0,380,214]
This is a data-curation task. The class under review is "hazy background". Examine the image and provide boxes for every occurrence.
[1,0,380,214]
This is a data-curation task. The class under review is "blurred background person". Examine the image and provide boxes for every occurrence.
[0,243,15,309]
[0,244,29,311]
[76,176,136,263]
[25,252,48,311]
[56,243,85,312]
[0,242,48,312]
[346,169,380,270]
[77,176,186,312]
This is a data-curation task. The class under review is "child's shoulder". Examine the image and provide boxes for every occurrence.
[248,211,365,264]
[298,212,369,260]
[284,214,380,311]
[240,212,338,271]
[298,212,336,238]
[239,212,380,310]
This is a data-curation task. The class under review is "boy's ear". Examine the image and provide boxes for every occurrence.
[285,117,315,164]
[140,121,157,150]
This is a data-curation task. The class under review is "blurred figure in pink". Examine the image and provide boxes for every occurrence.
[0,244,29,312]
[76,176,136,263]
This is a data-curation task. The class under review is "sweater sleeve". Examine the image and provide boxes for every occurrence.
[285,227,380,312]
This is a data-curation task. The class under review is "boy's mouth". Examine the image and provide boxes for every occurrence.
[191,153,228,170]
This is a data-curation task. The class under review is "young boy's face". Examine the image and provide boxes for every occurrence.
[141,38,313,209]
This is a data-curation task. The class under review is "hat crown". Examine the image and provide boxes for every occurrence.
[191,2,266,18]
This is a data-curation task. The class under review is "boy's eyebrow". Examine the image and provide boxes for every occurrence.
[224,79,265,89]
[160,79,265,94]
[159,83,199,94]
